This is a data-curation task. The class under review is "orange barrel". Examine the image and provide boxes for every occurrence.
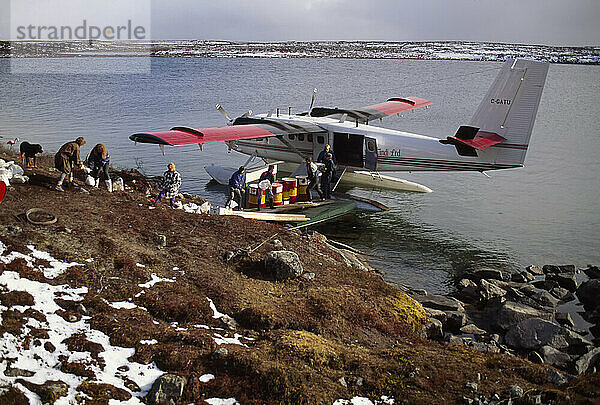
[272,182,284,206]
[296,175,309,202]
[283,177,298,203]
[248,184,265,208]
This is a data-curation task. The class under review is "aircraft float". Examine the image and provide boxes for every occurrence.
[130,58,549,193]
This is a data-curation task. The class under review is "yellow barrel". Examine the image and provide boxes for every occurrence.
[248,184,265,208]
[296,175,309,202]
[272,183,283,206]
[283,177,297,203]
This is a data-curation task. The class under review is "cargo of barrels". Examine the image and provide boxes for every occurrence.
[296,175,309,202]
[248,184,265,208]
[283,177,298,204]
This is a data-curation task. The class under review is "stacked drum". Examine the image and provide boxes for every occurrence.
[282,177,297,204]
[296,175,309,202]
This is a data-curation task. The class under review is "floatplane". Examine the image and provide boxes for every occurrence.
[130,58,548,194]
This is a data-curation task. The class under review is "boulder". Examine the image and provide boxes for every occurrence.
[512,271,534,283]
[574,347,600,375]
[478,279,507,301]
[547,369,570,386]
[550,287,574,302]
[543,265,575,274]
[467,341,500,353]
[555,313,574,328]
[15,380,68,404]
[496,301,553,330]
[529,289,559,308]
[412,294,464,312]
[539,345,571,370]
[423,318,443,341]
[455,278,478,302]
[424,308,447,323]
[546,272,577,292]
[146,373,187,405]
[576,279,600,310]
[583,265,600,279]
[460,323,486,336]
[468,268,505,281]
[445,311,467,334]
[505,318,591,351]
[264,251,304,281]
[509,385,524,398]
[526,265,544,275]
[532,279,559,292]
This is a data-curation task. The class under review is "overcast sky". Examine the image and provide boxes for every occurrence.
[149,0,600,45]
[2,0,599,45]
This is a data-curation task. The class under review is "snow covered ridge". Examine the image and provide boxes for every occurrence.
[2,40,599,64]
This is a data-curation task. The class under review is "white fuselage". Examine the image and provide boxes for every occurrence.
[232,114,517,172]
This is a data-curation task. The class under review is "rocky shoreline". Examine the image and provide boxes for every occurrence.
[407,263,600,403]
[0,150,599,404]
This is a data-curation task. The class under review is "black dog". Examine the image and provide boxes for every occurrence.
[20,141,43,168]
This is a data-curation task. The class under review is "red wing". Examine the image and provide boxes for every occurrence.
[361,97,434,119]
[130,124,277,146]
[309,97,433,123]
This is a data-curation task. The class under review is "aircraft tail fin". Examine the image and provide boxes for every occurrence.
[467,58,549,167]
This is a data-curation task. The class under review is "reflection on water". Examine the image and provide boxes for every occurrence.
[315,192,518,294]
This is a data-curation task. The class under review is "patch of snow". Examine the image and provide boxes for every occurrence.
[140,339,158,345]
[199,374,215,383]
[207,297,226,319]
[333,396,395,405]
[109,301,138,310]
[0,244,83,279]
[0,264,164,404]
[205,399,239,405]
[138,273,176,288]
[212,333,247,347]
[136,263,146,268]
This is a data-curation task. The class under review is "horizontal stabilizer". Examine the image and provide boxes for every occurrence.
[440,125,506,156]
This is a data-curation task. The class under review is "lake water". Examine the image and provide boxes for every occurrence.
[1,57,599,294]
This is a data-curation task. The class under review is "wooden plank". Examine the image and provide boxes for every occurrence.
[219,208,309,222]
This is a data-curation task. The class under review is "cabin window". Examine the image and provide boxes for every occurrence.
[317,135,325,144]
[308,134,313,142]
[297,134,305,142]
[366,139,376,152]
[288,134,295,140]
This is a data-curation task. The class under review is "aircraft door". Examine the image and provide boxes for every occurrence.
[364,137,377,171]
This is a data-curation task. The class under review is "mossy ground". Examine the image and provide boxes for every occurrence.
[0,147,598,404]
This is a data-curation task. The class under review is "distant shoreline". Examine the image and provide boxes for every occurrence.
[1,40,599,64]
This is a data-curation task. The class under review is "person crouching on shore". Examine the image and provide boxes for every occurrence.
[55,136,86,192]
[87,143,112,192]
[151,162,181,208]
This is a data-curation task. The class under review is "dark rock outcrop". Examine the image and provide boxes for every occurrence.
[147,373,187,405]
[264,250,304,280]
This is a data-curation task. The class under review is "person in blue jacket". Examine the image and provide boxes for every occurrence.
[227,166,245,210]
[320,153,336,199]
[317,144,336,164]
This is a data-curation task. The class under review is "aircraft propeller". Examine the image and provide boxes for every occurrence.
[308,88,317,116]
[216,104,252,125]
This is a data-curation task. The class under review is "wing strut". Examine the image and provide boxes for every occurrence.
[332,166,347,193]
